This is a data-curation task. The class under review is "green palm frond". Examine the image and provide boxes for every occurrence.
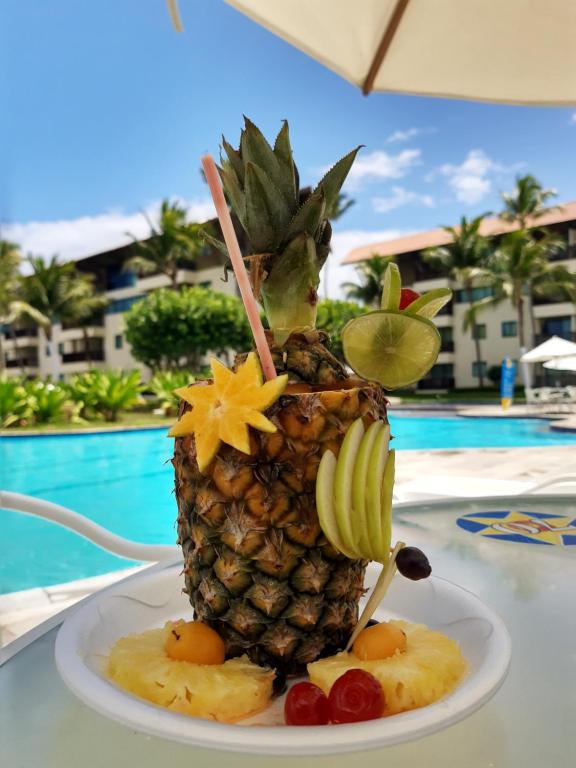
[501,174,559,226]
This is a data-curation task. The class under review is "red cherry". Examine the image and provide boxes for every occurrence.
[399,287,420,310]
[328,669,384,724]
[284,682,330,726]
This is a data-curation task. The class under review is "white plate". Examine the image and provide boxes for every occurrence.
[55,563,511,755]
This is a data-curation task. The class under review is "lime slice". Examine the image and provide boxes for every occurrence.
[342,310,441,389]
[404,287,452,319]
[380,263,401,310]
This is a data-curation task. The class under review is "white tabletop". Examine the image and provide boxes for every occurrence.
[1,495,575,767]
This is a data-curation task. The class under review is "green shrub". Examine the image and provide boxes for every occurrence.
[0,377,32,428]
[25,380,75,424]
[124,287,252,371]
[316,299,364,361]
[148,370,195,416]
[68,370,143,422]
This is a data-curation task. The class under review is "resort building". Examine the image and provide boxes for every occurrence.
[2,240,235,380]
[343,202,576,389]
[3,204,576,389]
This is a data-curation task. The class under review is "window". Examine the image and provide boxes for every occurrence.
[472,324,486,340]
[199,280,212,288]
[502,321,517,337]
[455,286,493,303]
[46,345,51,357]
[115,334,123,350]
[472,361,487,378]
[439,326,454,351]
[429,363,454,378]
[541,316,572,340]
[58,343,64,355]
[106,295,145,314]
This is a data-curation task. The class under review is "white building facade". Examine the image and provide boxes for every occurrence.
[2,243,237,381]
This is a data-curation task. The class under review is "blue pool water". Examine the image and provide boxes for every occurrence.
[2,415,576,593]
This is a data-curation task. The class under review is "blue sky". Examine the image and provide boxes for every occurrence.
[2,0,576,294]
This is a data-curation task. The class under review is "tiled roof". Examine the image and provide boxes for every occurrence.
[342,200,576,264]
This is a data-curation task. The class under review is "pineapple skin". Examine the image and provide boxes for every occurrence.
[173,377,388,676]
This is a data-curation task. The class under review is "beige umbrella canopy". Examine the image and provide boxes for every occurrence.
[224,0,576,105]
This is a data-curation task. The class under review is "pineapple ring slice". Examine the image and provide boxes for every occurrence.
[107,621,274,723]
[308,620,467,716]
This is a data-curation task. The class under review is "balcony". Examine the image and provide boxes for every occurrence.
[534,331,576,344]
[2,325,39,339]
[6,356,39,369]
[62,350,105,363]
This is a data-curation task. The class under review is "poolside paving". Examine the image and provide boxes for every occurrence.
[2,441,576,650]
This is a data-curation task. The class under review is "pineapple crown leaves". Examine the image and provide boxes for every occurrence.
[215,118,360,258]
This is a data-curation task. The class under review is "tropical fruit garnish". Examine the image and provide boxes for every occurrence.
[107,621,274,723]
[328,669,384,723]
[284,682,330,726]
[342,262,451,390]
[380,262,402,311]
[352,621,407,660]
[308,620,467,717]
[403,287,452,318]
[342,311,441,390]
[169,352,288,472]
[316,417,395,563]
[165,620,225,664]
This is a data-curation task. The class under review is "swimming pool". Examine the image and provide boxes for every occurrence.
[2,415,576,593]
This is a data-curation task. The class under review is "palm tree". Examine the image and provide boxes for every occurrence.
[468,230,575,351]
[0,240,47,375]
[326,192,355,222]
[21,256,106,378]
[342,255,393,307]
[424,215,492,388]
[125,199,203,289]
[501,174,558,229]
[62,281,108,366]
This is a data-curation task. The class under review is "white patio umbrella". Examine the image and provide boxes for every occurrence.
[543,356,576,372]
[520,336,576,363]
[225,0,576,105]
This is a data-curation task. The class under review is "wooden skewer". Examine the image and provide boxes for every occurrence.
[346,541,405,650]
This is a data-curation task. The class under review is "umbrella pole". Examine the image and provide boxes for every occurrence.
[520,346,532,391]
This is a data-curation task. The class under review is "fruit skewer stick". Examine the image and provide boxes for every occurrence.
[201,154,277,381]
[346,541,405,650]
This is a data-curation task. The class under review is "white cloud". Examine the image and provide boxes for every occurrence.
[439,149,502,204]
[3,198,216,264]
[319,229,404,300]
[372,186,435,213]
[345,149,421,188]
[386,127,436,144]
[570,113,576,124]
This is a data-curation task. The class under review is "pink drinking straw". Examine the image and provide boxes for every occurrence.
[201,154,277,381]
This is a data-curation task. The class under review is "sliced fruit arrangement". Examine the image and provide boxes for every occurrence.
[284,669,383,725]
[316,416,394,564]
[107,620,274,722]
[308,619,467,718]
[169,351,288,472]
[342,263,452,390]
